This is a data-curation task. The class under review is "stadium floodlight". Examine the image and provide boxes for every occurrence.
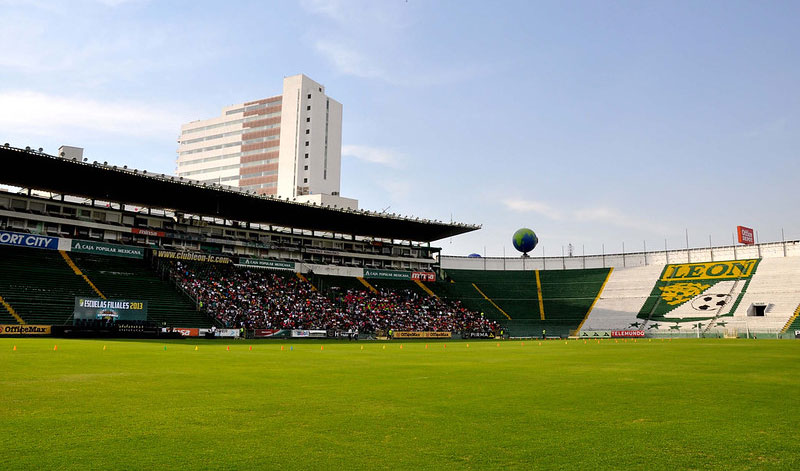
[38,147,43,152]
[3,143,8,147]
[142,170,147,174]
[83,158,87,162]
[25,146,31,151]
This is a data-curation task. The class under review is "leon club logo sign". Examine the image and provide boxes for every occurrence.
[637,259,759,325]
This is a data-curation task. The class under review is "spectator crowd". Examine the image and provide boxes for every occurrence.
[171,262,498,334]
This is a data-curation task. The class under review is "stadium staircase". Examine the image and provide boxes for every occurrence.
[413,279,438,298]
[0,294,24,324]
[435,268,612,337]
[69,253,213,328]
[296,272,317,290]
[0,245,97,325]
[357,277,378,293]
[782,303,800,334]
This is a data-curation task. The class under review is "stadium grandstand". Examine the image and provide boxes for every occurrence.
[2,143,800,340]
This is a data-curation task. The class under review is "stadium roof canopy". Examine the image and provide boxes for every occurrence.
[0,146,479,242]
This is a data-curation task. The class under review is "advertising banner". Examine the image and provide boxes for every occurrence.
[254,329,288,338]
[71,240,144,259]
[73,297,148,322]
[363,269,411,280]
[291,329,327,338]
[580,330,612,338]
[131,228,166,238]
[239,258,296,270]
[612,330,645,338]
[393,331,452,339]
[152,249,231,264]
[173,328,199,337]
[737,226,755,245]
[216,329,240,338]
[0,324,51,335]
[463,331,495,339]
[0,230,58,250]
[411,271,437,282]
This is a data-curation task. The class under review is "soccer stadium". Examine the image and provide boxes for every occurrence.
[3,3,800,469]
[2,143,800,469]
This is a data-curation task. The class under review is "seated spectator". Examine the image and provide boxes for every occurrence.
[170,261,498,334]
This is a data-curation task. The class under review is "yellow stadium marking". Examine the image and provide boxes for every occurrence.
[535,270,545,320]
[414,279,438,298]
[0,294,26,325]
[60,251,105,299]
[781,302,800,334]
[471,283,511,320]
[296,272,317,291]
[575,267,614,333]
[357,277,378,294]
[59,250,83,275]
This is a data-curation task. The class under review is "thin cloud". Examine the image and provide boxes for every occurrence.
[342,144,402,167]
[502,199,563,220]
[0,90,187,138]
[574,206,669,234]
[503,198,668,234]
[314,40,388,81]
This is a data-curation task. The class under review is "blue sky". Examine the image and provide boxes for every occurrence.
[1,0,798,257]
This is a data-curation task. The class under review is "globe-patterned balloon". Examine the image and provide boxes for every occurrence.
[512,228,538,254]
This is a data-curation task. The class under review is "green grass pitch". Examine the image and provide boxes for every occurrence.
[1,338,799,470]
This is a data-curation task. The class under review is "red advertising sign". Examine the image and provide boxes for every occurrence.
[132,227,166,238]
[411,271,436,282]
[174,327,199,337]
[612,330,645,338]
[737,226,754,245]
[254,329,283,338]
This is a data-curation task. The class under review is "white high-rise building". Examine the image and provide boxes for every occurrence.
[176,74,356,208]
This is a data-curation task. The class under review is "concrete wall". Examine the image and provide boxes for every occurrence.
[441,240,800,271]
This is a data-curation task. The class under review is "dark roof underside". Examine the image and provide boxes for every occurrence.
[0,147,478,242]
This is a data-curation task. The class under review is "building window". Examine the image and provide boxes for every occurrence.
[306,117,310,122]
[307,106,311,111]
[305,141,309,146]
[303,178,308,183]
[304,153,309,158]
[304,165,308,170]
[305,129,310,134]
[307,94,311,99]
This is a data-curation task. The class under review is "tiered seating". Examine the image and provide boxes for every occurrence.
[0,246,96,325]
[784,306,800,333]
[0,302,19,324]
[311,274,368,292]
[437,268,611,337]
[735,258,800,333]
[581,257,800,335]
[581,265,664,331]
[367,278,428,296]
[70,253,213,328]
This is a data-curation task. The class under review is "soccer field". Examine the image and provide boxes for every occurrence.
[2,338,798,470]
